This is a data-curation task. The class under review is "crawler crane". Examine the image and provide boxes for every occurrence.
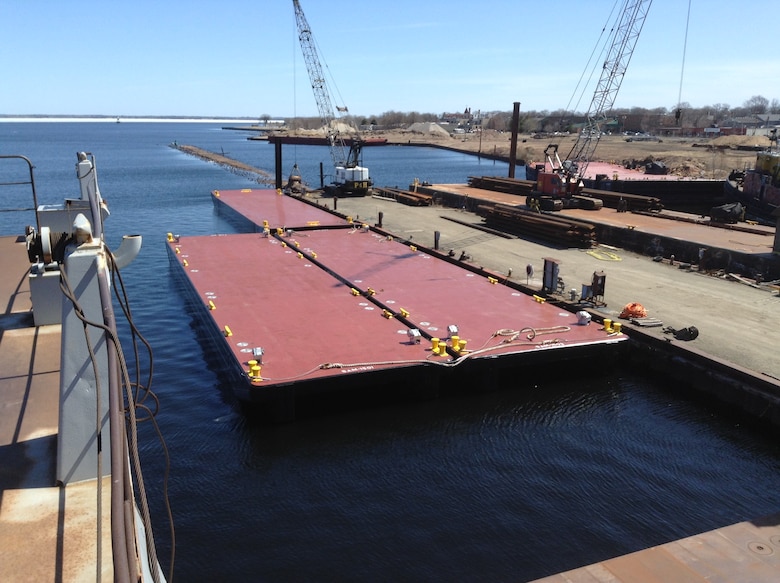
[528,0,652,210]
[292,0,371,196]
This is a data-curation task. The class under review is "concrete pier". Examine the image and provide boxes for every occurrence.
[312,188,780,424]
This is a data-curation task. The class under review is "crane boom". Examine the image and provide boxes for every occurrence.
[565,0,652,179]
[292,0,370,195]
[292,0,347,169]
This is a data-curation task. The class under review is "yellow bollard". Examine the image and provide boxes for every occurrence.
[603,318,612,332]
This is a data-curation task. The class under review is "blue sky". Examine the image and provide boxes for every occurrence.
[1,0,777,118]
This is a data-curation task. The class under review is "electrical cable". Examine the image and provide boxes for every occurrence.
[107,249,176,582]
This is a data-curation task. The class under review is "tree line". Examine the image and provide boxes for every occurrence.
[264,95,778,133]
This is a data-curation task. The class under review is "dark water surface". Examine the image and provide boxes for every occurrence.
[1,122,777,582]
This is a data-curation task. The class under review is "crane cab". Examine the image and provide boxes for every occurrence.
[536,172,567,196]
[333,165,372,196]
[526,171,598,211]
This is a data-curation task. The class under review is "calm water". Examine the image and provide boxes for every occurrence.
[1,123,778,582]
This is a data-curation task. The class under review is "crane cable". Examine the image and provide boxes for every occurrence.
[564,0,619,121]
[309,23,356,148]
[562,0,622,126]
[676,0,692,125]
[292,10,299,167]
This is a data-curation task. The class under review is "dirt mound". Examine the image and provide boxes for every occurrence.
[290,121,358,137]
[708,135,771,149]
[664,157,708,177]
[406,122,451,137]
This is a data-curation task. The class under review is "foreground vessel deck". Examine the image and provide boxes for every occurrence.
[0,235,112,581]
[533,511,780,582]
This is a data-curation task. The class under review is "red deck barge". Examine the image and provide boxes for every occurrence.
[167,189,626,419]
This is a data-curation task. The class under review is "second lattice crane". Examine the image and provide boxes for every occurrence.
[528,0,652,212]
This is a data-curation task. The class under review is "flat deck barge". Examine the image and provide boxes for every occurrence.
[168,189,626,418]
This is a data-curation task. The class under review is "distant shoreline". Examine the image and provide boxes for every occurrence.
[0,116,258,123]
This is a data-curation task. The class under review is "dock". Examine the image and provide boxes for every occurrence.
[406,181,779,278]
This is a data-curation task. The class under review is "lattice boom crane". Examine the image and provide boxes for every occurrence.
[292,0,371,196]
[529,0,652,212]
[565,0,653,180]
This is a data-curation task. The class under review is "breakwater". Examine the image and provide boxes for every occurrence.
[171,143,275,185]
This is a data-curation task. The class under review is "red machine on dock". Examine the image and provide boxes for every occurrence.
[526,144,602,211]
[526,0,652,212]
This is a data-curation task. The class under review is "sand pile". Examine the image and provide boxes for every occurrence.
[708,135,772,149]
[291,121,359,136]
[405,122,451,137]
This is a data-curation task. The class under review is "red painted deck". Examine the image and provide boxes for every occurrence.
[538,160,684,181]
[213,188,347,230]
[170,189,625,409]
